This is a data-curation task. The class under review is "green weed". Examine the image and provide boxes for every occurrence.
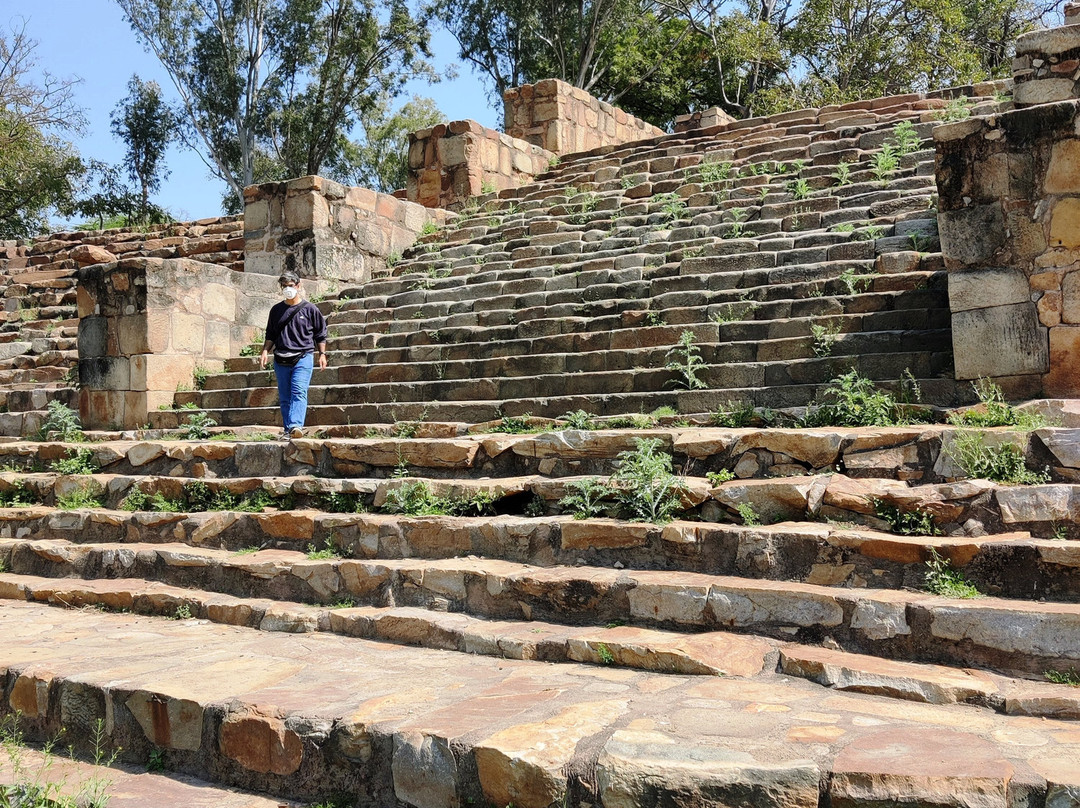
[946,432,1049,485]
[810,323,842,357]
[50,448,99,476]
[737,503,761,526]
[664,331,707,390]
[874,500,941,536]
[709,401,757,428]
[706,469,735,485]
[947,378,1046,429]
[39,401,83,442]
[802,370,902,428]
[923,548,980,598]
[558,478,612,520]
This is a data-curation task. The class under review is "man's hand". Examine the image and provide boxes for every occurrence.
[318,352,328,370]
[259,349,269,369]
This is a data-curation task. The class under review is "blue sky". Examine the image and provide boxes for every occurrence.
[9,0,493,224]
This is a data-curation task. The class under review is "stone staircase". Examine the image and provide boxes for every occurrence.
[0,218,244,437]
[151,92,1012,431]
[8,87,1080,806]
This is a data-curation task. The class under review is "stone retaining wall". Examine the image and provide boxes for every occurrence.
[935,101,1080,397]
[244,175,448,287]
[1013,22,1080,106]
[77,257,278,429]
[503,78,665,155]
[406,121,553,210]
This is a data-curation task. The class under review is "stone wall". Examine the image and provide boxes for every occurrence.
[935,100,1080,397]
[406,121,553,210]
[674,107,738,134]
[503,79,665,155]
[1013,22,1080,107]
[244,176,448,288]
[77,257,279,429]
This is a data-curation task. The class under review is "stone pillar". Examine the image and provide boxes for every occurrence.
[935,100,1080,397]
[503,79,666,155]
[76,257,279,429]
[244,176,448,287]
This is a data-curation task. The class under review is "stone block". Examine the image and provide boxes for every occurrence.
[126,691,204,751]
[171,312,206,353]
[939,204,1005,266]
[1045,139,1080,194]
[949,267,1030,312]
[952,302,1049,379]
[1015,78,1078,106]
[245,200,269,231]
[9,670,52,718]
[1016,25,1080,57]
[143,354,196,391]
[284,192,329,230]
[438,135,468,167]
[77,316,108,358]
[1065,270,1080,323]
[205,320,232,360]
[116,314,149,356]
[1052,197,1080,250]
[1047,326,1080,396]
[392,732,460,808]
[218,708,303,775]
[202,284,236,320]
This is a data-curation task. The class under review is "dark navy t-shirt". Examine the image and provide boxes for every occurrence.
[265,301,327,353]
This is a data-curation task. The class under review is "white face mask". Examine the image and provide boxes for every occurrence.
[283,286,298,300]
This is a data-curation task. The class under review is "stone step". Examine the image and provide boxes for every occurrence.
[7,570,1080,720]
[0,743,298,808]
[4,599,1074,808]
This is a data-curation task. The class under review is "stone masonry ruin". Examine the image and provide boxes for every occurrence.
[2,11,1080,808]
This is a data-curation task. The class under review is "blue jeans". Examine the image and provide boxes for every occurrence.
[274,352,314,430]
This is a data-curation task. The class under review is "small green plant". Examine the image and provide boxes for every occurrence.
[239,332,264,356]
[558,478,612,519]
[874,500,941,536]
[888,120,922,156]
[947,378,1046,429]
[656,193,687,223]
[180,411,217,440]
[736,502,761,526]
[1051,523,1070,541]
[39,400,83,442]
[50,448,99,475]
[147,748,166,772]
[149,492,184,513]
[322,491,364,514]
[595,643,615,664]
[832,222,856,233]
[192,365,211,391]
[709,401,757,428]
[664,330,707,390]
[923,548,980,598]
[699,159,733,184]
[480,179,496,194]
[1046,669,1080,686]
[946,431,1050,485]
[495,414,535,434]
[561,410,595,430]
[706,469,735,485]
[787,177,812,200]
[937,96,972,123]
[386,252,401,268]
[173,603,193,620]
[810,323,842,357]
[870,145,900,185]
[419,220,441,236]
[645,311,666,327]
[712,299,760,324]
[306,539,342,560]
[611,438,685,524]
[802,370,902,428]
[0,483,37,508]
[548,155,560,169]
[832,161,853,187]
[838,267,872,295]
[524,494,546,517]
[232,546,260,555]
[854,224,886,241]
[57,483,105,510]
[724,207,750,239]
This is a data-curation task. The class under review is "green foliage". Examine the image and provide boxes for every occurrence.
[147,748,166,772]
[173,603,193,620]
[937,96,972,122]
[1045,669,1080,687]
[645,311,666,326]
[786,177,812,200]
[832,161,853,187]
[874,500,941,536]
[611,438,684,524]
[595,643,615,664]
[0,484,37,508]
[709,401,757,428]
[869,145,899,185]
[947,378,1046,429]
[810,323,841,357]
[322,491,365,513]
[239,332,265,357]
[561,410,596,430]
[148,492,184,513]
[119,488,149,512]
[712,299,760,324]
[494,414,536,434]
[111,74,174,221]
[802,370,902,428]
[56,483,105,510]
[946,432,1049,485]
[736,502,761,526]
[656,192,687,223]
[838,268,872,295]
[558,478,612,520]
[381,480,499,517]
[192,365,211,391]
[180,411,217,440]
[39,401,83,442]
[888,120,922,156]
[50,448,99,476]
[699,158,732,184]
[306,539,342,560]
[664,331,707,390]
[706,469,735,485]
[923,548,980,598]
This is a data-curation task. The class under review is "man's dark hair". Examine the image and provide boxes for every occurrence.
[278,271,301,286]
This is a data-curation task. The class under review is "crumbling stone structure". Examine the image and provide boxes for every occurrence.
[244,175,448,288]
[406,121,553,209]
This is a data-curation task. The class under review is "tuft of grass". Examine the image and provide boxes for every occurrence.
[923,548,980,598]
[1046,669,1080,687]
[560,410,595,430]
[946,431,1049,485]
[50,448,99,476]
[948,378,1046,429]
[56,484,104,510]
[709,401,757,428]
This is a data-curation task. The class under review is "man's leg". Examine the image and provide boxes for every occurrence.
[287,353,315,429]
[274,362,293,430]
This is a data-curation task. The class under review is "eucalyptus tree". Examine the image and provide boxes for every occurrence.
[115,0,435,207]
[111,75,173,221]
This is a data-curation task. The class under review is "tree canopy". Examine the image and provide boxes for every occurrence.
[0,19,85,239]
[111,75,173,221]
